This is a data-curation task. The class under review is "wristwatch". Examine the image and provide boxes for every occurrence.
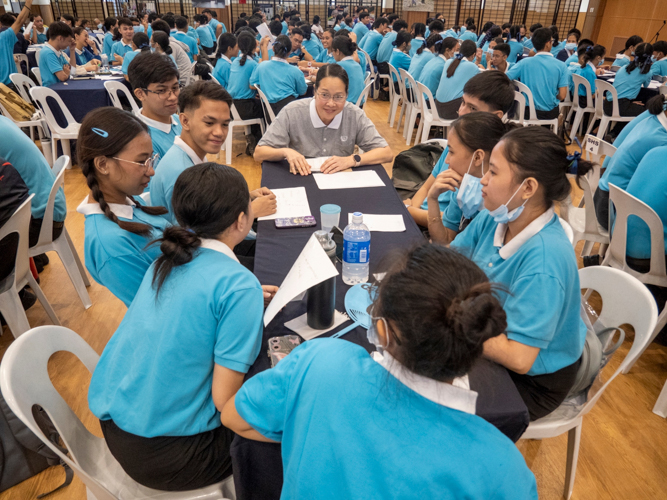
[353,154,361,167]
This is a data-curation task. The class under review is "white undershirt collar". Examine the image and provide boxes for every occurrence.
[617,53,630,60]
[656,111,667,134]
[374,351,477,414]
[535,51,554,57]
[493,206,555,259]
[136,109,179,134]
[43,42,62,57]
[76,195,136,220]
[587,61,597,72]
[219,54,232,64]
[173,136,207,165]
[309,98,343,129]
[199,239,239,263]
[660,55,667,62]
[340,55,355,62]
[271,56,289,63]
[438,54,448,62]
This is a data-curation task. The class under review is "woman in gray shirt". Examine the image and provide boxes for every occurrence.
[253,64,393,175]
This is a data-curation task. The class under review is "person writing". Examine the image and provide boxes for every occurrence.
[254,64,392,175]
[221,244,538,499]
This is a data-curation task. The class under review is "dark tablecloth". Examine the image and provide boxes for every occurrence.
[50,77,120,125]
[230,162,530,500]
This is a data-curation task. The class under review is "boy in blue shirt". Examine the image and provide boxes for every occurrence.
[195,14,215,55]
[39,21,77,87]
[128,52,182,161]
[359,17,389,63]
[0,1,33,87]
[352,11,370,46]
[651,41,667,77]
[507,27,569,120]
[173,16,198,62]
[110,17,135,67]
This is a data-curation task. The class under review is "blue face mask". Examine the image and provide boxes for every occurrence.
[565,42,577,51]
[651,55,657,62]
[98,23,103,30]
[488,180,528,224]
[456,156,484,219]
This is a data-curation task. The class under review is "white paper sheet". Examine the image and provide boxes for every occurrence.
[25,22,33,37]
[285,310,349,340]
[648,80,662,89]
[256,22,276,42]
[347,214,406,232]
[257,187,311,221]
[306,157,331,172]
[313,171,385,190]
[264,234,339,326]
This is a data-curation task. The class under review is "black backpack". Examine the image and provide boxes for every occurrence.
[0,392,72,497]
[391,142,444,201]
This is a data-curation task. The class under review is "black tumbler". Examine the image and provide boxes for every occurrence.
[306,277,336,329]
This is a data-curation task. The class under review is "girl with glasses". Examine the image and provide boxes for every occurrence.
[75,107,169,306]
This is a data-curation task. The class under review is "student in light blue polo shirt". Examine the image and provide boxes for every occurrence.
[651,41,667,77]
[1,2,33,86]
[195,14,215,55]
[205,10,221,39]
[435,40,480,119]
[173,16,198,62]
[408,22,426,57]
[408,33,441,81]
[39,22,76,87]
[75,108,169,306]
[27,15,48,44]
[89,162,273,491]
[332,37,365,105]
[506,25,524,63]
[507,27,569,120]
[102,16,117,59]
[451,127,589,420]
[593,94,667,229]
[612,35,642,68]
[417,36,457,97]
[110,17,135,66]
[281,14,289,35]
[459,23,477,42]
[359,17,388,62]
[352,11,370,45]
[555,28,579,61]
[128,52,183,161]
[571,45,606,112]
[305,28,336,66]
[66,27,102,67]
[250,35,307,115]
[521,22,541,51]
[388,31,412,84]
[213,33,237,87]
[565,38,593,66]
[299,24,321,60]
[549,25,566,56]
[222,244,537,499]
[121,33,150,77]
[377,20,407,66]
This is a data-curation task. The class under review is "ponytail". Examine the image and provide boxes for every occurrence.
[237,32,257,66]
[331,35,356,56]
[417,33,442,56]
[437,36,458,56]
[627,42,653,75]
[447,39,476,78]
[272,34,292,58]
[580,44,606,68]
[647,94,667,115]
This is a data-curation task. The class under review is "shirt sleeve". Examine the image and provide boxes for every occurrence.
[506,60,521,80]
[441,191,463,231]
[95,253,153,307]
[257,109,292,149]
[214,284,264,373]
[294,67,308,96]
[354,109,389,151]
[1,28,15,50]
[558,63,570,89]
[45,51,65,76]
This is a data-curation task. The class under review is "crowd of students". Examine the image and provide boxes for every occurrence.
[2,5,667,499]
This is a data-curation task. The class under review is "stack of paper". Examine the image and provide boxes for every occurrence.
[313,171,385,190]
[347,214,406,232]
[257,187,311,221]
[306,157,330,172]
[285,311,349,340]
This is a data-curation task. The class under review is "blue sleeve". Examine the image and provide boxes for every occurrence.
[214,284,264,373]
[294,67,308,95]
[249,64,260,87]
[557,63,569,89]
[506,60,521,80]
[1,28,15,51]
[430,147,449,177]
[44,51,65,76]
[441,192,463,231]
[95,252,153,307]
[121,52,133,74]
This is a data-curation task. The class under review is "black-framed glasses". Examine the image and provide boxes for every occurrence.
[142,84,183,99]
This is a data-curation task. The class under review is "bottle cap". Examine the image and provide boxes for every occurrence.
[352,211,363,223]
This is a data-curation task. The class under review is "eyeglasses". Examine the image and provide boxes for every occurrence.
[111,153,159,171]
[142,84,183,99]
[316,91,347,103]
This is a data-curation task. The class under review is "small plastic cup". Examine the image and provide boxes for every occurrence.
[320,204,341,233]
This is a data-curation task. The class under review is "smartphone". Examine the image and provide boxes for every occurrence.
[275,216,317,228]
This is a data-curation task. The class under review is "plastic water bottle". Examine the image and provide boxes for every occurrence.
[342,212,370,285]
[101,53,108,70]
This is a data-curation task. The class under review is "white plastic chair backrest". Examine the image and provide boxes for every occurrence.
[388,64,400,99]
[596,79,620,117]
[0,326,118,500]
[660,85,667,96]
[610,65,620,72]
[31,67,42,85]
[255,87,276,123]
[398,68,417,107]
[576,169,604,234]
[509,90,525,124]
[0,101,18,123]
[13,54,28,75]
[606,183,667,283]
[356,79,374,107]
[577,266,658,415]
[417,82,443,122]
[359,49,373,77]
[103,80,140,114]
[402,70,421,106]
[513,80,538,121]
[571,73,594,109]
[0,195,34,292]
[364,71,371,85]
[30,86,79,134]
[583,134,616,168]
[34,49,41,65]
[34,157,69,248]
[424,138,448,149]
[230,103,243,121]
[9,73,35,103]
[559,217,574,244]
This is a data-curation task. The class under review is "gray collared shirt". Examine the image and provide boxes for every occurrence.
[257,98,389,157]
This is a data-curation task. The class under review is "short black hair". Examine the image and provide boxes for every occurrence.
[493,42,511,58]
[429,20,444,33]
[179,80,232,113]
[47,21,74,40]
[163,14,176,28]
[151,20,171,35]
[0,14,15,27]
[61,14,75,23]
[529,23,542,33]
[175,16,188,30]
[216,33,237,57]
[625,35,643,50]
[531,27,553,51]
[117,16,133,28]
[104,16,117,31]
[358,11,370,21]
[654,40,667,55]
[463,71,515,113]
[133,32,150,50]
[235,19,247,31]
[269,19,282,36]
[578,38,594,49]
[393,19,408,32]
[387,14,399,24]
[373,17,388,29]
[128,52,180,91]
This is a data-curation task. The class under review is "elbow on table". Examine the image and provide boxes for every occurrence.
[253,145,270,163]
[375,146,394,165]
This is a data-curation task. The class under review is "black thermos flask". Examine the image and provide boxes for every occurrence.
[307,231,337,329]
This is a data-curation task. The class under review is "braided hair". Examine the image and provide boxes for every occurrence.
[237,32,256,66]
[77,108,167,236]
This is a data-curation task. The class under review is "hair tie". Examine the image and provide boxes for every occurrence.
[455,52,464,60]
[434,39,443,48]
[585,46,593,53]
[186,227,196,235]
[139,42,150,49]
[422,39,427,48]
[391,40,397,46]
[566,137,583,174]
[91,128,108,138]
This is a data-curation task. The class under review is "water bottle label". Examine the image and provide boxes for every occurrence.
[343,240,370,264]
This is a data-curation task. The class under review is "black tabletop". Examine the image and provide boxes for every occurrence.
[230,161,529,500]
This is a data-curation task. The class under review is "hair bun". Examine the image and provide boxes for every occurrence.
[159,226,201,265]
[445,284,507,347]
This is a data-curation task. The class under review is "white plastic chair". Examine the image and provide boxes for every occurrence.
[9,72,36,103]
[399,69,422,144]
[31,66,42,85]
[416,82,455,143]
[0,326,237,500]
[601,183,667,374]
[507,91,526,125]
[387,64,402,127]
[394,69,411,134]
[424,138,448,149]
[559,87,572,120]
[104,80,141,114]
[255,87,276,124]
[364,71,371,86]
[220,104,266,165]
[0,98,46,143]
[660,84,667,96]
[568,74,597,138]
[0,196,60,338]
[563,170,610,257]
[559,217,574,244]
[30,86,81,166]
[521,266,658,500]
[594,80,634,139]
[13,53,28,75]
[512,80,559,133]
[28,157,92,309]
[355,79,374,108]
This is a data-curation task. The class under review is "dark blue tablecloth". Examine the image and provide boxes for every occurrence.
[230,162,530,500]
[50,77,120,124]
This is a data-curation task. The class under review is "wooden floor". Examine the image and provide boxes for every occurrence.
[2,99,667,500]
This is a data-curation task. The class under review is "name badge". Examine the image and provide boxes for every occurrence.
[585,135,600,156]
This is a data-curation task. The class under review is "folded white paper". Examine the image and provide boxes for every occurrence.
[264,234,339,326]
[285,310,349,340]
[306,156,331,172]
[313,170,385,190]
[256,22,276,42]
[347,213,406,232]
[257,187,311,221]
